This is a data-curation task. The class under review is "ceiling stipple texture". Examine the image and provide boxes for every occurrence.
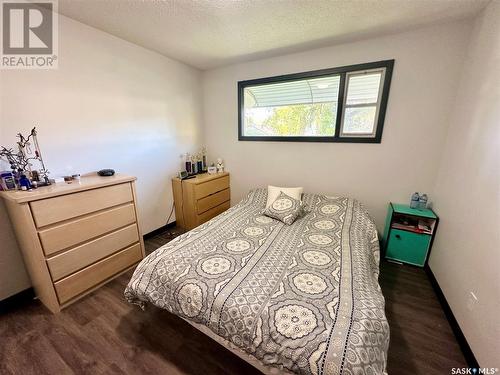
[57,0,488,69]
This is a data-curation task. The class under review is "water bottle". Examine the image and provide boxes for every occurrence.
[419,194,428,209]
[410,192,419,209]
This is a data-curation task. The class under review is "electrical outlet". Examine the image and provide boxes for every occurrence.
[466,291,478,311]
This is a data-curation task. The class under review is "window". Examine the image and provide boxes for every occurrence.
[238,60,393,143]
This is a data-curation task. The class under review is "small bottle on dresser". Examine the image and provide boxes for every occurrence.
[418,194,428,209]
[410,192,420,208]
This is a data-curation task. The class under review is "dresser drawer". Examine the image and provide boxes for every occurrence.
[39,203,137,256]
[47,224,139,281]
[386,229,431,266]
[54,242,142,304]
[197,201,230,226]
[194,176,229,199]
[30,183,133,227]
[196,188,230,214]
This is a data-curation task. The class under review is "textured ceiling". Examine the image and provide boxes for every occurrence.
[57,0,489,70]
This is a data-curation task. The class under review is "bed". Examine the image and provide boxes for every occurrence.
[125,188,389,375]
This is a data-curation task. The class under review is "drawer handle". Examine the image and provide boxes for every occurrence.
[395,234,401,239]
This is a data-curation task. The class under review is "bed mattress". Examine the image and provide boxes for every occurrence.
[125,189,389,375]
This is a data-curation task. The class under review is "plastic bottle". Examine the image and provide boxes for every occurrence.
[410,192,419,209]
[419,194,428,209]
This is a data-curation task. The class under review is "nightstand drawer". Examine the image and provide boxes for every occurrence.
[386,229,431,266]
[197,200,230,226]
[196,188,230,214]
[194,175,229,199]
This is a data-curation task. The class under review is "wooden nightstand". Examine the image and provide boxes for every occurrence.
[382,203,439,267]
[172,172,230,230]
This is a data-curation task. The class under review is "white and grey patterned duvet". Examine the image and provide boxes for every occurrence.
[125,189,389,375]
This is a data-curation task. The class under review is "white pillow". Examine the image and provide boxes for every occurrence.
[266,185,303,208]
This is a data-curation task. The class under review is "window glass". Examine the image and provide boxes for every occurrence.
[341,70,384,136]
[343,107,377,134]
[238,60,393,142]
[243,75,340,137]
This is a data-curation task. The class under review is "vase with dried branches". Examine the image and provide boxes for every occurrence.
[0,127,51,189]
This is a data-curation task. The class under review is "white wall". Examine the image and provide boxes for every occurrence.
[0,14,203,233]
[0,14,203,298]
[202,20,471,230]
[429,1,500,367]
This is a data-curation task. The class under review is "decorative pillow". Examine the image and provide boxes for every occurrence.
[264,191,305,225]
[266,185,303,208]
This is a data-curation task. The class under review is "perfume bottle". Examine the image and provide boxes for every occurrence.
[202,147,207,172]
[185,153,192,175]
[192,158,198,174]
[197,152,203,174]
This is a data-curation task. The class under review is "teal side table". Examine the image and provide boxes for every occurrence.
[382,202,439,267]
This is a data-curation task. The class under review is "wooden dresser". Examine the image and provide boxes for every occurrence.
[172,172,230,230]
[0,174,145,313]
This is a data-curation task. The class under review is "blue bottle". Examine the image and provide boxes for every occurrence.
[410,192,419,209]
[19,174,32,191]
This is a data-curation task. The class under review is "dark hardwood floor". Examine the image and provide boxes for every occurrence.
[379,261,467,374]
[0,228,466,375]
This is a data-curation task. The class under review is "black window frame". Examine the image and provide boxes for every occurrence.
[238,59,394,143]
